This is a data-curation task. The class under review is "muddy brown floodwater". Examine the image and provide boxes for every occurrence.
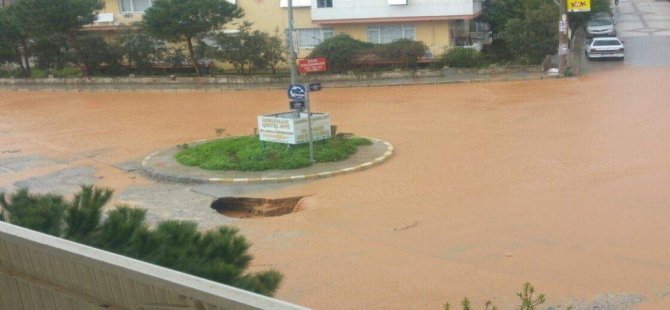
[1,66,670,309]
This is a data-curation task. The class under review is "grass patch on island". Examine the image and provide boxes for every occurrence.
[175,134,372,171]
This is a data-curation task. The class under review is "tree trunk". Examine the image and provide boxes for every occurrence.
[16,52,26,76]
[186,37,201,77]
[19,40,31,77]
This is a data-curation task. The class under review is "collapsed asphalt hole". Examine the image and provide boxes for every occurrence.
[210,196,307,219]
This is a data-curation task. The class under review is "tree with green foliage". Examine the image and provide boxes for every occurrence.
[481,0,560,64]
[31,34,69,70]
[0,6,30,76]
[11,0,104,76]
[64,185,112,243]
[481,0,526,35]
[0,189,68,236]
[309,34,373,73]
[207,23,286,75]
[119,28,167,74]
[75,33,124,75]
[441,47,482,68]
[209,22,266,74]
[0,186,283,296]
[264,28,287,75]
[143,0,244,76]
[500,0,559,64]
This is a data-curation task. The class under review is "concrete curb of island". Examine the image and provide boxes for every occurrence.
[140,137,394,184]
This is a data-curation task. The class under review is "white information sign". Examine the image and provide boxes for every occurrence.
[258,112,332,144]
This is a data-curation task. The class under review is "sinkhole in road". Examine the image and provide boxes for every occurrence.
[210,196,307,219]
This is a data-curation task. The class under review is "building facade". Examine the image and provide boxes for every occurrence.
[92,0,483,57]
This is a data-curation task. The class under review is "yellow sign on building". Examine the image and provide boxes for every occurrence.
[567,0,591,12]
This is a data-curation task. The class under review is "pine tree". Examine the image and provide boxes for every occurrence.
[64,185,113,243]
[0,187,283,296]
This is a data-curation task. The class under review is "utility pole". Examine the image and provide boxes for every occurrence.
[305,85,315,163]
[287,0,298,85]
[558,0,569,75]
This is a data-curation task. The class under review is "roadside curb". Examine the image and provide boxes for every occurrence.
[140,137,394,184]
[0,74,558,92]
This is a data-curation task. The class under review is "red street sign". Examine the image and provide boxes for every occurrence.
[298,57,327,74]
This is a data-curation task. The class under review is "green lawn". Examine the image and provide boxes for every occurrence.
[175,135,372,171]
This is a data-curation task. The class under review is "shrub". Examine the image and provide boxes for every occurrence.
[480,39,514,64]
[444,282,546,310]
[309,34,373,73]
[441,47,482,68]
[371,39,428,69]
[30,67,81,78]
[0,67,24,78]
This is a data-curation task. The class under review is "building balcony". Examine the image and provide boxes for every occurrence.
[311,0,482,24]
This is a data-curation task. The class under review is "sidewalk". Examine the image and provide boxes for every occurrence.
[569,28,587,75]
[0,68,557,92]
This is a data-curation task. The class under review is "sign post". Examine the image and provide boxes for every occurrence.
[305,85,315,163]
[288,84,305,118]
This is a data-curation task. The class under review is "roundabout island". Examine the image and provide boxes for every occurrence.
[141,135,394,184]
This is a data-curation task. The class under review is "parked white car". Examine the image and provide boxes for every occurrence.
[585,37,625,60]
[586,16,617,38]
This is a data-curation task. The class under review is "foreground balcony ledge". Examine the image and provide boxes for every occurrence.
[0,221,307,310]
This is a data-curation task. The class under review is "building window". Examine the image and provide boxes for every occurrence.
[317,0,333,8]
[120,0,152,13]
[297,28,334,48]
[367,25,415,44]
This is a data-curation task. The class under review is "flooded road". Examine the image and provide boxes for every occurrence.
[2,66,669,308]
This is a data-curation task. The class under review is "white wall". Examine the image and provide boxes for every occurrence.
[312,0,482,22]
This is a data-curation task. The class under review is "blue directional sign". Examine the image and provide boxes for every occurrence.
[290,100,305,110]
[287,84,306,100]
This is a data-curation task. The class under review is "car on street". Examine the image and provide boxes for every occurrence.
[585,37,625,60]
[586,15,617,38]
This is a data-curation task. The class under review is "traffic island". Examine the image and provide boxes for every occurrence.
[141,136,394,184]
